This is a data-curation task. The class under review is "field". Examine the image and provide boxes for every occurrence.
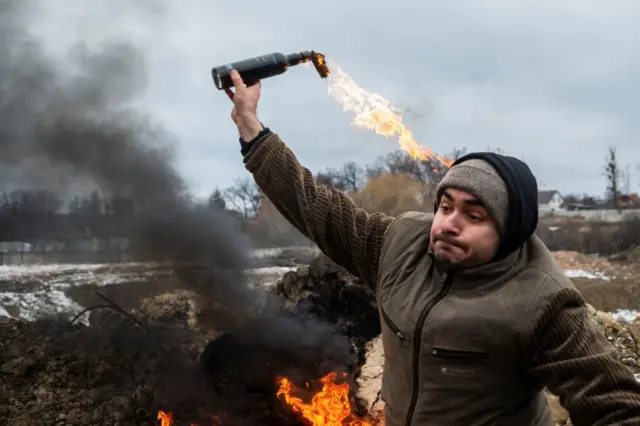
[0,247,319,323]
[1,245,639,323]
[554,248,640,314]
[0,243,639,425]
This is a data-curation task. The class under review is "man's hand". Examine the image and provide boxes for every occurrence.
[224,69,264,142]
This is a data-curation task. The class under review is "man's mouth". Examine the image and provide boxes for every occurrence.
[434,236,467,251]
[436,241,459,252]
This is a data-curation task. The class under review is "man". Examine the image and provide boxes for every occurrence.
[222,69,640,425]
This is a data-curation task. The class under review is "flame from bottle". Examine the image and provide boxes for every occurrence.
[324,61,453,167]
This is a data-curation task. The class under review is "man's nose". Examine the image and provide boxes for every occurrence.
[440,212,462,235]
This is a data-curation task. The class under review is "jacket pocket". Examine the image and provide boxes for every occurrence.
[380,306,408,341]
[430,347,489,361]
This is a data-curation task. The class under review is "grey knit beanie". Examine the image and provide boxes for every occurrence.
[436,159,509,235]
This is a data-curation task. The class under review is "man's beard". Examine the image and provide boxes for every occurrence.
[431,232,469,270]
[433,251,464,270]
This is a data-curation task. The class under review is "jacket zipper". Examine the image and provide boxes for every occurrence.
[430,347,488,360]
[403,271,453,426]
[380,307,406,340]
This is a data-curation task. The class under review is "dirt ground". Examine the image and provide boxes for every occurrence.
[1,248,639,426]
[62,249,640,315]
[66,271,182,312]
[553,249,640,311]
[0,255,376,426]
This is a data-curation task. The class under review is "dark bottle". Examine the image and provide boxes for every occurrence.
[211,50,329,90]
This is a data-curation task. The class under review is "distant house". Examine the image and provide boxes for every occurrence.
[618,193,640,209]
[538,190,565,214]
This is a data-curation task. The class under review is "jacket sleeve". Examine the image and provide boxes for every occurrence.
[242,131,394,291]
[529,290,640,426]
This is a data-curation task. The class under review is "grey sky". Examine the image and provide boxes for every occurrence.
[30,0,640,199]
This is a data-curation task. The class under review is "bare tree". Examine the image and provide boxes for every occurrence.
[1,190,63,216]
[365,147,465,184]
[421,147,467,184]
[604,146,621,210]
[223,178,263,220]
[563,193,599,208]
[315,161,364,193]
[365,150,423,181]
[340,161,364,193]
[621,164,632,196]
[316,168,346,191]
[208,188,226,210]
[485,145,504,154]
[68,190,102,215]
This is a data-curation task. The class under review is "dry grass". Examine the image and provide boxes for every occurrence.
[537,216,640,255]
[571,260,640,311]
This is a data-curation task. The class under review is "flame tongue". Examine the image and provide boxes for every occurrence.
[157,410,202,426]
[277,372,371,426]
[326,62,453,168]
[158,372,370,425]
[158,411,173,426]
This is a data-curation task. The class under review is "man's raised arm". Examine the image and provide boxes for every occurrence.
[223,69,394,290]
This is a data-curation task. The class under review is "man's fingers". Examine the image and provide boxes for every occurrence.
[224,87,235,101]
[229,69,244,90]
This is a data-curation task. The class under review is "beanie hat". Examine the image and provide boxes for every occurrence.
[435,159,509,235]
[435,152,539,262]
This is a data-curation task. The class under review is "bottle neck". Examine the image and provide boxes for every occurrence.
[285,51,312,66]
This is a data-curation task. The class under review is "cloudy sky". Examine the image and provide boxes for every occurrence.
[29,0,640,199]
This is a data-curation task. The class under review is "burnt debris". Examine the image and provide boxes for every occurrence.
[0,256,381,425]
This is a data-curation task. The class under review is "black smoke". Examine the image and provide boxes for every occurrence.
[0,1,358,410]
[0,0,249,269]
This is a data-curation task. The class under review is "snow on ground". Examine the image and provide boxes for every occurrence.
[564,269,610,280]
[0,263,166,321]
[611,309,640,322]
[246,266,297,276]
[0,288,79,321]
[0,263,105,279]
[0,262,160,282]
[252,248,288,258]
[0,254,633,323]
[0,249,300,322]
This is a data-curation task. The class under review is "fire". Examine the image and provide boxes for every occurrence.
[325,62,453,168]
[277,372,371,426]
[158,373,372,425]
[158,411,173,426]
[157,410,208,426]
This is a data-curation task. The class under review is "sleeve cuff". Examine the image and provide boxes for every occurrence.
[240,125,272,156]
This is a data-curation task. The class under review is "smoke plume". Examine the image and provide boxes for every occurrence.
[0,0,247,264]
[0,0,355,375]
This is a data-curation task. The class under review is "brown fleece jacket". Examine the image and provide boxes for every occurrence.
[243,131,640,426]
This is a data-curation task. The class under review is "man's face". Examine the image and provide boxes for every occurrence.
[430,188,500,269]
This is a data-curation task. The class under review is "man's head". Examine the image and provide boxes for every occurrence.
[430,153,539,269]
